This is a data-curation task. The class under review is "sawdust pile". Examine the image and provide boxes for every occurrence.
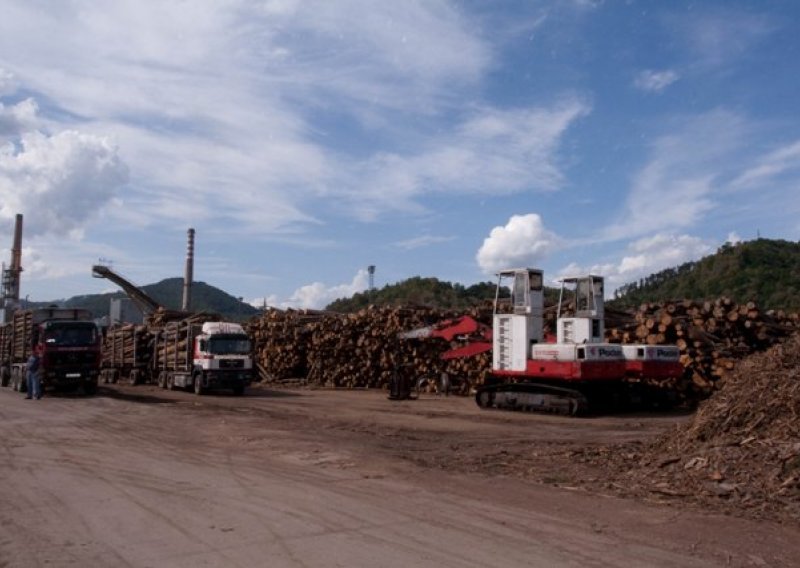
[609,333,800,521]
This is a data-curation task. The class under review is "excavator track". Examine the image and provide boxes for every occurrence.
[475,382,589,416]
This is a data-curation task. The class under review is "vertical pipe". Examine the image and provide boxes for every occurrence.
[10,213,23,301]
[182,228,195,312]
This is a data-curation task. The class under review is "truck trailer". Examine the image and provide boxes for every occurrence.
[0,308,101,394]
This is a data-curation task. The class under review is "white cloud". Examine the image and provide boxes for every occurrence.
[342,99,590,220]
[729,140,800,191]
[559,233,713,296]
[394,235,455,250]
[605,110,750,241]
[257,269,370,310]
[0,98,38,137]
[0,130,129,237]
[726,232,742,245]
[678,9,773,67]
[476,213,562,274]
[634,69,679,92]
[0,68,15,96]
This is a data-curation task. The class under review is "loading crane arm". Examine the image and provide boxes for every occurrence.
[91,264,162,316]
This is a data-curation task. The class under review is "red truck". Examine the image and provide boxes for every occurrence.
[0,308,101,395]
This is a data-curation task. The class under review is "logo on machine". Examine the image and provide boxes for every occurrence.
[597,347,621,358]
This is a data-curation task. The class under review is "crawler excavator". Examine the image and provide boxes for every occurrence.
[473,268,683,415]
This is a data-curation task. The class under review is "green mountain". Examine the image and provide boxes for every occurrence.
[326,277,498,312]
[35,278,260,322]
[610,239,800,311]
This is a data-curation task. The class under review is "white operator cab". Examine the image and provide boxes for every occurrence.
[492,268,544,372]
[556,275,605,345]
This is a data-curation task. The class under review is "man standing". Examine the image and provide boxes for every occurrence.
[25,349,42,400]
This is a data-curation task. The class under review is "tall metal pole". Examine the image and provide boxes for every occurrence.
[182,228,195,312]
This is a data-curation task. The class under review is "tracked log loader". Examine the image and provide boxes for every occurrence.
[473,268,683,415]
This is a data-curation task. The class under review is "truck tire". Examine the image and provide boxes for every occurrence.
[0,367,9,388]
[111,370,119,384]
[232,384,245,396]
[129,370,139,386]
[83,381,97,396]
[166,373,175,391]
[157,372,167,389]
[193,373,204,395]
[101,370,109,384]
[12,368,23,392]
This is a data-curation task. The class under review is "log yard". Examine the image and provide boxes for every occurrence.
[0,213,799,567]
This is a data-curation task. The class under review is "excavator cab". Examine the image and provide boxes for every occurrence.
[556,275,605,344]
[492,269,544,372]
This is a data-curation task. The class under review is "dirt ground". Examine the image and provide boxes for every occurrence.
[1,383,799,567]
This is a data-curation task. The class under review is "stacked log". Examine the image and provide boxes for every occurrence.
[247,308,327,382]
[102,324,152,367]
[248,298,798,401]
[247,305,492,391]
[605,298,800,398]
[154,312,219,372]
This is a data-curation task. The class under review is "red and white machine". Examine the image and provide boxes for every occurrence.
[475,268,683,414]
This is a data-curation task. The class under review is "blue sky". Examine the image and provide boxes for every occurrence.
[1,0,799,309]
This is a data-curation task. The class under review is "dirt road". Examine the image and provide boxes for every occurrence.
[1,384,798,567]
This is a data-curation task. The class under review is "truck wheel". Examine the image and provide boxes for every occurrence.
[166,373,175,391]
[111,370,119,384]
[232,384,245,396]
[101,370,109,384]
[83,381,97,396]
[157,372,167,389]
[193,374,204,395]
[0,368,9,388]
[129,370,139,386]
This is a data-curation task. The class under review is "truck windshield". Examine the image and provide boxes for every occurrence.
[207,335,251,355]
[43,323,98,347]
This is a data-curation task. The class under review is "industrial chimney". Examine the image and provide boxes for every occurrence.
[1,213,23,323]
[182,228,195,312]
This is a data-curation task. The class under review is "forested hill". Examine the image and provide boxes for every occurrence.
[326,277,498,312]
[326,276,564,312]
[610,239,800,311]
[51,278,260,321]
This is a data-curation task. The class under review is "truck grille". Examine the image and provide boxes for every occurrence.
[219,359,244,369]
[47,351,97,366]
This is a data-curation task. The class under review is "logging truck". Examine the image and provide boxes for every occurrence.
[0,308,101,394]
[153,319,253,395]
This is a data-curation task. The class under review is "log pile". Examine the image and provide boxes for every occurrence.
[102,324,152,367]
[247,305,492,392]
[247,297,798,401]
[606,298,800,397]
[247,309,327,382]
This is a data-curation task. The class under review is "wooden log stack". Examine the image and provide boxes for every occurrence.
[605,298,800,398]
[247,305,493,391]
[248,298,798,402]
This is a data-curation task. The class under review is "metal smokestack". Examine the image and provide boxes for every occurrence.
[9,213,23,301]
[182,228,195,312]
[1,213,23,323]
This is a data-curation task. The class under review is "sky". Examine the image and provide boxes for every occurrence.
[1,0,799,309]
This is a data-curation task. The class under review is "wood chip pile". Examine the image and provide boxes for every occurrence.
[599,333,800,521]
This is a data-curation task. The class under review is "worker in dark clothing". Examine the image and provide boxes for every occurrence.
[25,350,42,400]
